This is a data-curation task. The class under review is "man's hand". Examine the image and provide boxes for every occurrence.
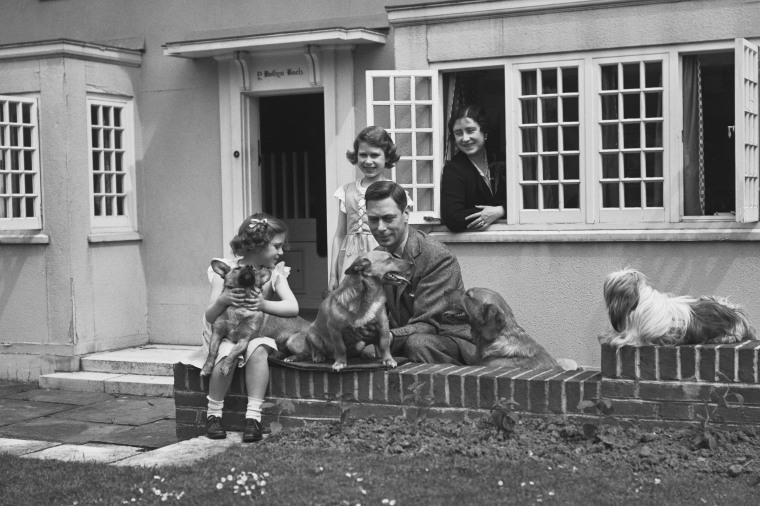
[346,321,381,342]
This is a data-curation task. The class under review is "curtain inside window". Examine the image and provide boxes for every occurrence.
[443,72,481,161]
[683,55,705,216]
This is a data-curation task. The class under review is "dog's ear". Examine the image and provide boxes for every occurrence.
[257,267,272,286]
[211,259,231,279]
[345,257,371,275]
[482,303,506,328]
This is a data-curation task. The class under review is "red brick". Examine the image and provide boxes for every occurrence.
[341,372,357,401]
[581,374,601,400]
[680,346,696,380]
[608,399,658,418]
[350,403,404,419]
[356,371,372,403]
[698,345,718,382]
[175,407,202,424]
[431,368,452,406]
[659,402,693,421]
[387,371,402,404]
[224,395,247,412]
[312,371,328,400]
[718,347,736,383]
[620,346,637,379]
[715,404,760,424]
[267,367,286,397]
[173,364,188,391]
[638,381,710,402]
[738,342,759,383]
[326,371,343,398]
[600,344,618,378]
[371,370,387,403]
[600,379,636,399]
[639,346,656,380]
[565,380,582,412]
[547,378,564,413]
[284,369,300,398]
[658,346,678,381]
[447,372,463,407]
[297,370,314,399]
[461,367,487,409]
[513,376,530,411]
[479,374,497,409]
[174,391,208,408]
[187,365,204,393]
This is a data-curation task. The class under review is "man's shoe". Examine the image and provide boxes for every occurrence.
[243,418,264,443]
[206,415,227,439]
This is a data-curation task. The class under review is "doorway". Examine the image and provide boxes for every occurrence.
[257,93,328,309]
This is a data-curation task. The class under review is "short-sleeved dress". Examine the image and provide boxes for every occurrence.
[181,260,289,370]
[333,180,414,283]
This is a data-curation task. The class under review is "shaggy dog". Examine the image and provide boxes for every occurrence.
[599,268,756,346]
[286,250,411,371]
[454,287,566,370]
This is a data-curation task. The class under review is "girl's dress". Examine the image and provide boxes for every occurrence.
[182,260,289,370]
[333,180,414,283]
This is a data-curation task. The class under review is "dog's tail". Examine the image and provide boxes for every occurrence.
[684,297,756,344]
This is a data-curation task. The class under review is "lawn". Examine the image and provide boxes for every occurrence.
[2,412,759,505]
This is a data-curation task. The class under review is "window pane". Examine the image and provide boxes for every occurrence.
[523,186,538,209]
[645,122,662,148]
[92,151,100,172]
[622,63,639,89]
[522,156,538,181]
[645,152,663,177]
[115,152,123,172]
[106,196,113,216]
[104,153,111,171]
[623,123,640,148]
[24,196,34,217]
[644,92,662,118]
[91,105,99,125]
[542,97,558,123]
[23,150,33,170]
[417,160,433,184]
[416,188,433,212]
[645,181,663,207]
[645,62,662,88]
[24,173,34,194]
[563,97,579,122]
[11,150,18,171]
[394,77,411,101]
[601,95,618,120]
[521,99,537,124]
[541,68,558,93]
[522,127,538,152]
[623,153,641,178]
[105,174,113,193]
[563,126,579,151]
[116,173,124,193]
[562,67,578,93]
[542,127,558,151]
[103,129,111,149]
[601,65,618,90]
[117,196,125,215]
[9,103,17,123]
[602,153,619,178]
[521,70,537,95]
[91,128,99,148]
[94,196,102,216]
[22,103,31,124]
[395,133,412,156]
[395,105,412,129]
[114,130,122,149]
[373,105,390,128]
[93,174,101,193]
[542,155,559,180]
[602,184,618,207]
[623,94,640,119]
[564,155,579,180]
[113,107,122,127]
[415,105,431,128]
[416,132,432,156]
[623,182,641,207]
[601,125,618,149]
[103,107,111,126]
[564,184,580,209]
[373,77,390,101]
[10,126,18,146]
[415,77,431,100]
[396,159,413,184]
[543,185,559,209]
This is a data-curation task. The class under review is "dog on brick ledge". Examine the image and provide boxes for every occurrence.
[599,268,757,346]
[449,287,578,371]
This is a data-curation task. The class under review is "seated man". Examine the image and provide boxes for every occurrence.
[364,180,475,364]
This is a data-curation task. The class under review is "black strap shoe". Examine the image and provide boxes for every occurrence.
[243,418,264,443]
[206,415,227,439]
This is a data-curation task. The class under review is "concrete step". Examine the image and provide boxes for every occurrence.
[81,345,200,376]
[39,371,175,397]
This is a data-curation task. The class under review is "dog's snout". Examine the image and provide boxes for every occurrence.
[237,266,258,288]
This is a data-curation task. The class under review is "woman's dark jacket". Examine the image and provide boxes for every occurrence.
[440,151,507,232]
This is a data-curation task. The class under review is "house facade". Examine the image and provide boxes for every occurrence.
[1,0,758,380]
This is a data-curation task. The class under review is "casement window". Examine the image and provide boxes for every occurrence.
[0,95,41,230]
[87,96,136,232]
[367,38,759,228]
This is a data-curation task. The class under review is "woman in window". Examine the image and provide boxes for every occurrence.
[441,105,507,232]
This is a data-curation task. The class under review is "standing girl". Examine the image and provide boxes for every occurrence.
[197,213,298,442]
[329,126,404,290]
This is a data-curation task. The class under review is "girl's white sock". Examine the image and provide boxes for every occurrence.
[245,397,265,421]
[206,396,224,418]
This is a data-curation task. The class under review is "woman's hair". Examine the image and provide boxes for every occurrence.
[365,180,408,212]
[229,212,289,256]
[448,104,490,138]
[345,125,401,168]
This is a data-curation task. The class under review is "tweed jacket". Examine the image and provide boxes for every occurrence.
[441,151,507,232]
[383,226,472,341]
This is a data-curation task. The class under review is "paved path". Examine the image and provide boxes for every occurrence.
[0,379,242,467]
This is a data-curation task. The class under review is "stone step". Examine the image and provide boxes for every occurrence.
[81,345,200,376]
[39,371,174,397]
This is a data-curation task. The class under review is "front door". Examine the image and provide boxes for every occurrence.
[256,93,327,310]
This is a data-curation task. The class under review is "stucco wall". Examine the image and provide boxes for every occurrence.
[446,240,760,368]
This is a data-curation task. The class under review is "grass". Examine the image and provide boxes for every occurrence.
[2,414,760,505]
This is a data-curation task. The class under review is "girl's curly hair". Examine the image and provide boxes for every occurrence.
[345,125,400,168]
[229,212,289,257]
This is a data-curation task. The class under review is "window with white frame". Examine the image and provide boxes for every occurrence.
[87,96,135,231]
[0,95,41,230]
[367,38,759,228]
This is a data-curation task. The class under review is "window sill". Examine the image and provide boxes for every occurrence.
[88,231,143,243]
[0,233,50,244]
[421,223,760,243]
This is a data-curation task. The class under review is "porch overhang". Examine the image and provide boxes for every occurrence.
[162,27,387,58]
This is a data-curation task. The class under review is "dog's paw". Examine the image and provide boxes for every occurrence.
[383,357,398,369]
[283,356,297,363]
[332,361,347,372]
[219,361,233,375]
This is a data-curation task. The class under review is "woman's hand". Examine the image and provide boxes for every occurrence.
[465,205,505,229]
[218,287,262,310]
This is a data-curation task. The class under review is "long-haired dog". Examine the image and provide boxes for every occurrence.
[286,250,411,372]
[599,268,756,346]
[451,288,568,370]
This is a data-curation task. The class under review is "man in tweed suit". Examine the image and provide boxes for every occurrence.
[364,180,475,364]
